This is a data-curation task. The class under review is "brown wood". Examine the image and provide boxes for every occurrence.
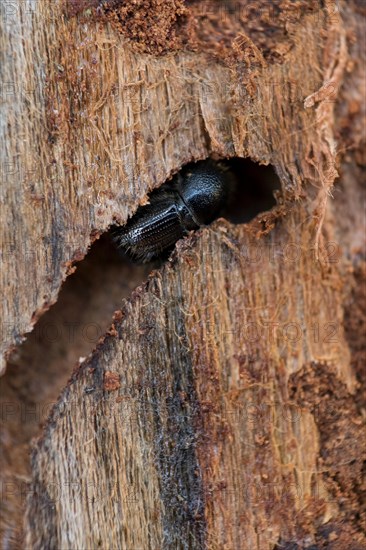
[1,1,365,548]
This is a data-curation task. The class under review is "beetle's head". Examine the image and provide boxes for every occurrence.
[177,160,234,226]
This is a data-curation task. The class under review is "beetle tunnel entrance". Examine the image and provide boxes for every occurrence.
[111,157,281,262]
[223,157,281,224]
[0,156,280,546]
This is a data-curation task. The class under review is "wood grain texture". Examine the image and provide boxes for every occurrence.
[1,0,341,372]
[26,211,363,549]
[1,0,365,548]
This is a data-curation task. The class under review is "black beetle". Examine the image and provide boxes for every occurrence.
[113,159,234,262]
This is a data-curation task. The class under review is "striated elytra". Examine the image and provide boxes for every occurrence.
[113,159,234,262]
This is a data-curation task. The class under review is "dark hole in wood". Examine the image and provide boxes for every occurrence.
[2,235,150,399]
[223,157,281,224]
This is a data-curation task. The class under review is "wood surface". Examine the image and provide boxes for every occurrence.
[0,0,365,548]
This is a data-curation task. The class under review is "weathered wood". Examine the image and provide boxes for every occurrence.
[1,0,343,373]
[1,0,365,548]
[26,212,365,548]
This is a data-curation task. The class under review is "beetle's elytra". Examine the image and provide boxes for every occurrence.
[113,159,234,262]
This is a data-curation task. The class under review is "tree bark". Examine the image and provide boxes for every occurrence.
[0,1,365,548]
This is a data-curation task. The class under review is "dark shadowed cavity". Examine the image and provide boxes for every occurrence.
[223,157,281,224]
